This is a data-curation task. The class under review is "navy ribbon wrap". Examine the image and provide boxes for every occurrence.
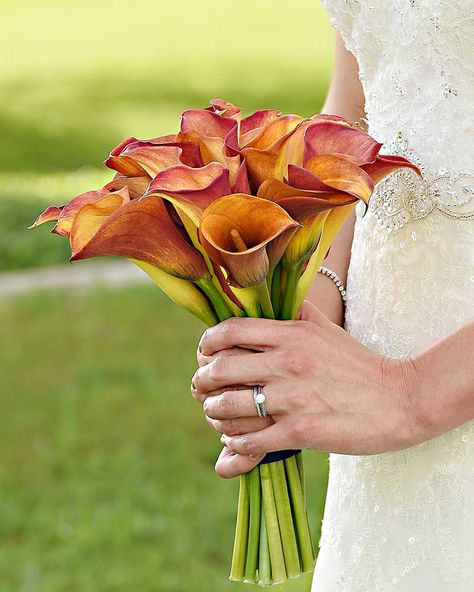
[259,449,301,465]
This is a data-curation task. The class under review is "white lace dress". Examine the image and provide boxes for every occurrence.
[313,1,474,590]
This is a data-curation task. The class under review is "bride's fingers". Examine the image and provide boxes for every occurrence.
[199,317,287,356]
[203,387,284,419]
[192,352,275,394]
[196,346,250,367]
[214,446,264,479]
[191,383,247,404]
[206,414,274,436]
[221,423,299,456]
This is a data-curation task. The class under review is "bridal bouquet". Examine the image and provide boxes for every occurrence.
[31,99,418,586]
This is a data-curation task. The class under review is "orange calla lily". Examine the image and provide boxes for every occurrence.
[176,106,241,181]
[105,136,203,177]
[303,155,374,202]
[303,121,382,165]
[70,196,209,282]
[29,205,65,229]
[257,177,354,267]
[199,193,300,288]
[241,114,305,189]
[69,189,130,255]
[362,154,421,183]
[104,174,151,199]
[30,188,112,237]
[239,109,280,147]
[144,162,232,225]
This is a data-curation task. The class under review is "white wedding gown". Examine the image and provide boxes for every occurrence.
[313,1,474,590]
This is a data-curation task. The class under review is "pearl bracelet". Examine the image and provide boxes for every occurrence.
[318,266,347,306]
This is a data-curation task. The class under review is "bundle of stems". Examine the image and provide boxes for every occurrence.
[227,259,316,586]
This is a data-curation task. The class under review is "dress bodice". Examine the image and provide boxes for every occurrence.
[321,0,473,171]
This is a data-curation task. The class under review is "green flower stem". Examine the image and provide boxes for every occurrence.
[197,276,234,322]
[280,263,303,320]
[239,290,263,318]
[229,474,250,582]
[177,212,243,318]
[270,263,282,317]
[284,456,315,573]
[295,451,306,504]
[260,463,287,583]
[244,467,261,583]
[270,461,301,578]
[258,507,272,586]
[254,281,275,320]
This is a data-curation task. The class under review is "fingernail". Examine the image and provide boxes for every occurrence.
[220,434,229,445]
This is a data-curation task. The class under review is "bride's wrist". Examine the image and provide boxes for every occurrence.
[380,355,433,449]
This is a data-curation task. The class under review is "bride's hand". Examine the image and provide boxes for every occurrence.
[191,300,424,477]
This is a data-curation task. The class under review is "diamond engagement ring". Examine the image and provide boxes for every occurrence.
[253,385,268,417]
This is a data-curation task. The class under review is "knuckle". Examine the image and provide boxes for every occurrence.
[220,317,240,335]
[208,356,227,382]
[291,418,311,447]
[285,351,311,376]
[239,435,258,456]
[220,418,236,434]
[291,388,309,409]
[218,391,235,414]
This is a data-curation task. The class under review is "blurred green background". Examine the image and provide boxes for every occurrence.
[0,0,335,590]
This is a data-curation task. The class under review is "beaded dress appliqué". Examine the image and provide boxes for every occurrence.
[313,1,474,590]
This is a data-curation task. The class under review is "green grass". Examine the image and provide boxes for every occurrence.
[0,284,328,591]
[0,0,335,271]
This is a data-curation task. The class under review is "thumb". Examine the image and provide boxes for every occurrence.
[296,299,328,325]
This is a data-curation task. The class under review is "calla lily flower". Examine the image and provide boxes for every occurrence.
[199,193,300,288]
[303,121,382,165]
[241,114,305,189]
[104,174,151,199]
[70,195,209,282]
[132,260,218,326]
[258,177,354,268]
[29,205,64,228]
[68,189,131,255]
[176,106,241,182]
[69,193,237,321]
[144,162,232,225]
[105,136,203,177]
[362,153,421,183]
[29,187,125,237]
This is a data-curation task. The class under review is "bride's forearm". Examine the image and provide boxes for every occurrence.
[306,33,364,326]
[306,209,355,326]
[411,320,474,439]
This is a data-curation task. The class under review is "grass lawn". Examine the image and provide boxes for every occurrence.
[0,284,328,591]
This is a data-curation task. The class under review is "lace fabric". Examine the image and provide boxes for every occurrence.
[314,1,474,590]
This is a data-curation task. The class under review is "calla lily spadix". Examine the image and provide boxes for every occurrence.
[199,193,300,289]
[30,99,422,588]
